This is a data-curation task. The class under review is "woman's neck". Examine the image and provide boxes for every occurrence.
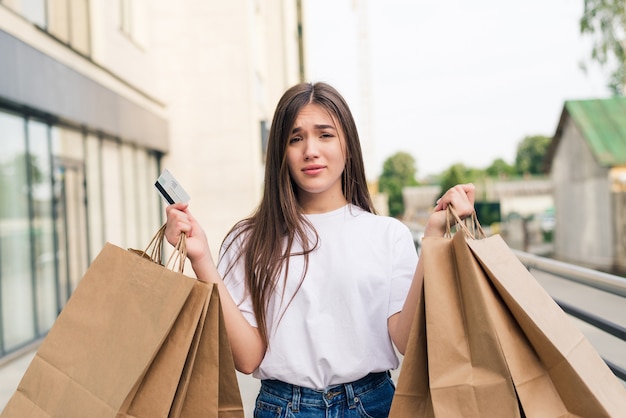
[299,194,348,214]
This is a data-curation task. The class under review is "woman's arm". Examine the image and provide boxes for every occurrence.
[165,203,266,374]
[388,183,476,354]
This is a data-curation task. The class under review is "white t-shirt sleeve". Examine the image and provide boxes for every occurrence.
[388,223,418,317]
[217,233,258,327]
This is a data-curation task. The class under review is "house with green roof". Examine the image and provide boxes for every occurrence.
[545,97,626,274]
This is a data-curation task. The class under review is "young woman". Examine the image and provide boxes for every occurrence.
[165,82,475,417]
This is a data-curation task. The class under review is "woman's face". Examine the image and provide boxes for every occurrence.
[285,103,348,212]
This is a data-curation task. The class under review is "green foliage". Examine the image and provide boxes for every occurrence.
[485,158,516,178]
[515,135,552,175]
[379,151,418,218]
[580,0,625,95]
[438,163,486,199]
[439,163,467,195]
[379,134,553,217]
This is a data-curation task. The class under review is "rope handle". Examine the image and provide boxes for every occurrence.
[165,230,187,273]
[445,206,487,239]
[131,223,187,273]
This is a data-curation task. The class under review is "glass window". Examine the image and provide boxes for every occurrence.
[0,111,36,351]
[121,144,139,248]
[28,119,58,332]
[101,140,124,246]
[2,0,46,27]
[119,0,148,47]
[4,0,90,55]
[131,0,148,47]
[85,134,104,262]
[51,125,83,160]
[135,151,162,246]
[50,126,87,305]
[59,162,87,294]
[146,153,162,238]
[120,0,132,35]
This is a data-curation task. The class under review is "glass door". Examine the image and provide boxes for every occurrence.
[53,159,88,308]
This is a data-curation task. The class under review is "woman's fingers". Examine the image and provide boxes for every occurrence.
[164,203,193,245]
[434,183,476,217]
[456,183,475,204]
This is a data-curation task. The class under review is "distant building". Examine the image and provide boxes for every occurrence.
[545,97,626,273]
[402,185,441,227]
[402,178,553,251]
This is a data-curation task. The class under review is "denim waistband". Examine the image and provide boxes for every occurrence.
[259,371,390,410]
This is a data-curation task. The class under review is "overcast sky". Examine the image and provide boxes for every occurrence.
[304,0,613,179]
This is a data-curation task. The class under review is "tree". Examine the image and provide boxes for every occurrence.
[378,152,418,218]
[485,158,516,178]
[580,0,625,95]
[438,163,487,195]
[439,163,470,196]
[515,135,552,175]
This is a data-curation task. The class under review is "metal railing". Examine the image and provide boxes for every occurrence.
[513,250,626,382]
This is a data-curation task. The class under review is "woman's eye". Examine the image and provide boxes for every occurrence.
[320,133,333,139]
[289,136,302,144]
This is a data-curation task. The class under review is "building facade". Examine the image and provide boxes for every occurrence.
[546,97,626,274]
[0,0,303,358]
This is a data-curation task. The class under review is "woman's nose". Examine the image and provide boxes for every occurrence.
[303,139,319,160]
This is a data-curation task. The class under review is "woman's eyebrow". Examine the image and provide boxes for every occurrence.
[314,124,336,130]
[291,124,336,134]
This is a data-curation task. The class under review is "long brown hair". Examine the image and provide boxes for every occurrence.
[220,82,375,345]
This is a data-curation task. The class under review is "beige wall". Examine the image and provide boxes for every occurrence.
[146,0,302,252]
[84,0,303,253]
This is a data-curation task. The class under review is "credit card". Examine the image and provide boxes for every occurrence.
[154,169,190,204]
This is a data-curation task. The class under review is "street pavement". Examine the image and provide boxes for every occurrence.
[0,347,261,415]
[0,349,34,412]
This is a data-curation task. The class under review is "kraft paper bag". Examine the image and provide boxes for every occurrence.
[170,282,244,418]
[452,230,583,417]
[388,283,434,417]
[467,233,626,417]
[1,228,244,418]
[425,234,521,417]
[390,208,626,417]
[390,230,521,417]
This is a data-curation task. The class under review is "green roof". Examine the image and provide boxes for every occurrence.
[562,97,626,167]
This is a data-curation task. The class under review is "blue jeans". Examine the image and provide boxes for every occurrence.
[254,371,395,418]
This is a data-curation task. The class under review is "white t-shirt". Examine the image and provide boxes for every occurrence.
[218,204,418,389]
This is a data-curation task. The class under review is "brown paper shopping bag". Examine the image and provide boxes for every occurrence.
[1,227,244,418]
[467,233,626,417]
[425,234,521,417]
[390,208,626,417]
[390,220,521,417]
[450,229,578,417]
[388,284,434,417]
[170,279,245,418]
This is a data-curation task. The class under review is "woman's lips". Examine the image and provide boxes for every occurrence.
[302,165,325,175]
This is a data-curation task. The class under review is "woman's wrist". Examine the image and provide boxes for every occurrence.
[189,251,221,284]
[423,211,447,238]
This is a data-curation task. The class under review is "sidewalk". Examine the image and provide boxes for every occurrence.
[0,347,36,411]
[0,344,260,415]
